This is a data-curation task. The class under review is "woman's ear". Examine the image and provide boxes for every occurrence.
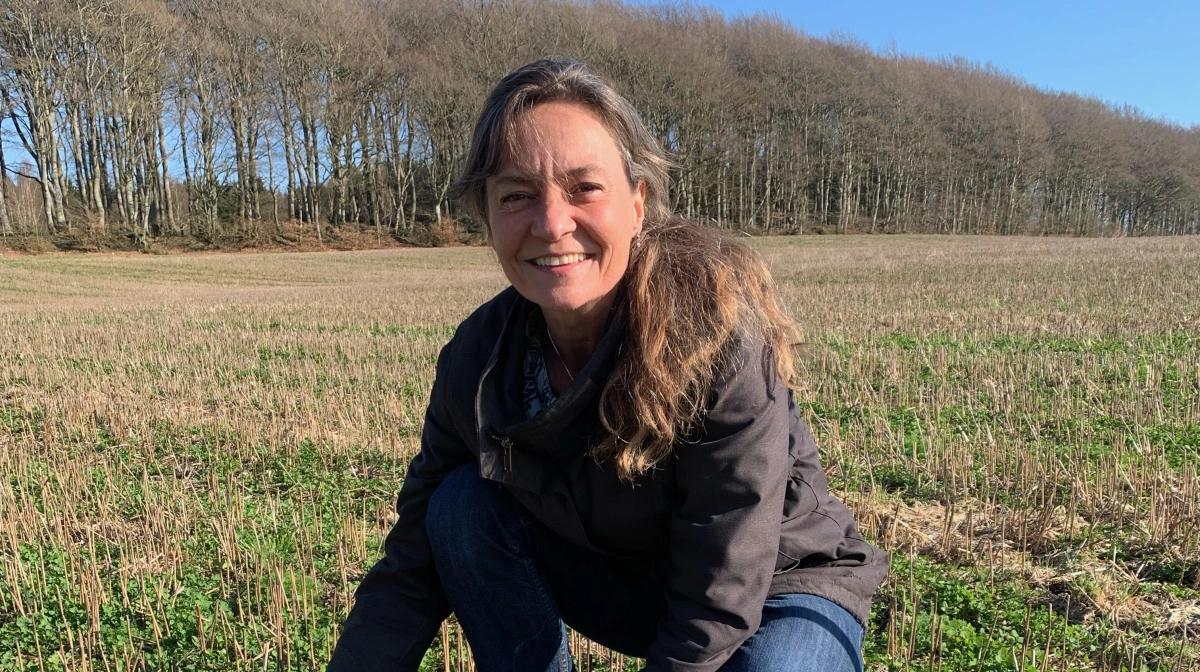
[632,180,647,238]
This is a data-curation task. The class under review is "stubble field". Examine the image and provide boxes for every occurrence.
[2,235,1198,671]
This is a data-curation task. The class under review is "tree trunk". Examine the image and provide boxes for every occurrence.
[156,113,175,232]
[0,136,11,236]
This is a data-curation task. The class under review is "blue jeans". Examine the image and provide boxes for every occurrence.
[426,465,865,672]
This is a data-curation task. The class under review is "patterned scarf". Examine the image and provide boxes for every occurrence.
[523,311,558,419]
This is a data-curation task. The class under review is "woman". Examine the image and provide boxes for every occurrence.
[328,58,888,672]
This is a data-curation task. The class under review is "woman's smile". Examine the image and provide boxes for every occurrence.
[529,252,594,269]
[526,253,599,303]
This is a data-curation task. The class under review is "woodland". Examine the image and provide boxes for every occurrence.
[1,0,1199,247]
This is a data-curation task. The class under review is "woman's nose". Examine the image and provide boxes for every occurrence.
[530,188,576,241]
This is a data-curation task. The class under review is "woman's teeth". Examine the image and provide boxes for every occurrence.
[533,253,588,267]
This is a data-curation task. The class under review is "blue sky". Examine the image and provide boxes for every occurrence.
[697,0,1199,128]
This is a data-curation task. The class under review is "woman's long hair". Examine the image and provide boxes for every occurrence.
[452,58,797,481]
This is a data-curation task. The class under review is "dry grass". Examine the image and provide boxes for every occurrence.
[2,235,1198,671]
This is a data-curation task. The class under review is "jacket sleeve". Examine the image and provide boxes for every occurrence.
[327,341,475,671]
[643,335,793,672]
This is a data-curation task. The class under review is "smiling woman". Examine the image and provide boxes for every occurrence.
[327,58,888,672]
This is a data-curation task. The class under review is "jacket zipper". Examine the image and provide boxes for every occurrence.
[490,429,514,471]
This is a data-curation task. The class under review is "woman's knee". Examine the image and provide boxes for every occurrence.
[723,594,864,672]
[426,464,488,544]
[425,464,520,560]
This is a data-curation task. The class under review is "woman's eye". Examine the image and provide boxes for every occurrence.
[499,193,529,204]
[573,183,602,196]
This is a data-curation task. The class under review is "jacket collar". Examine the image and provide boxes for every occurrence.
[474,289,626,487]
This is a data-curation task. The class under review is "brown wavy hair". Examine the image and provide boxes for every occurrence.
[452,58,797,481]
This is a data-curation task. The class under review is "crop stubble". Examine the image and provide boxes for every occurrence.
[1,236,1198,671]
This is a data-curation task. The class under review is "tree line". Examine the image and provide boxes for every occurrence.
[2,0,1198,244]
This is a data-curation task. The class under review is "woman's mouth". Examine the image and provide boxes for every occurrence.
[531,253,592,267]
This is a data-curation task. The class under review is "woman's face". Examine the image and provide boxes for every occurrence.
[486,101,645,327]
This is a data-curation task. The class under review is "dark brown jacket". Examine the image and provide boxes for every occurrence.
[328,287,889,672]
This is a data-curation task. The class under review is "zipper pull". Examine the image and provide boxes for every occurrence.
[490,430,514,471]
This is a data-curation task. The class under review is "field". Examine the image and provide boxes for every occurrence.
[2,235,1199,671]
